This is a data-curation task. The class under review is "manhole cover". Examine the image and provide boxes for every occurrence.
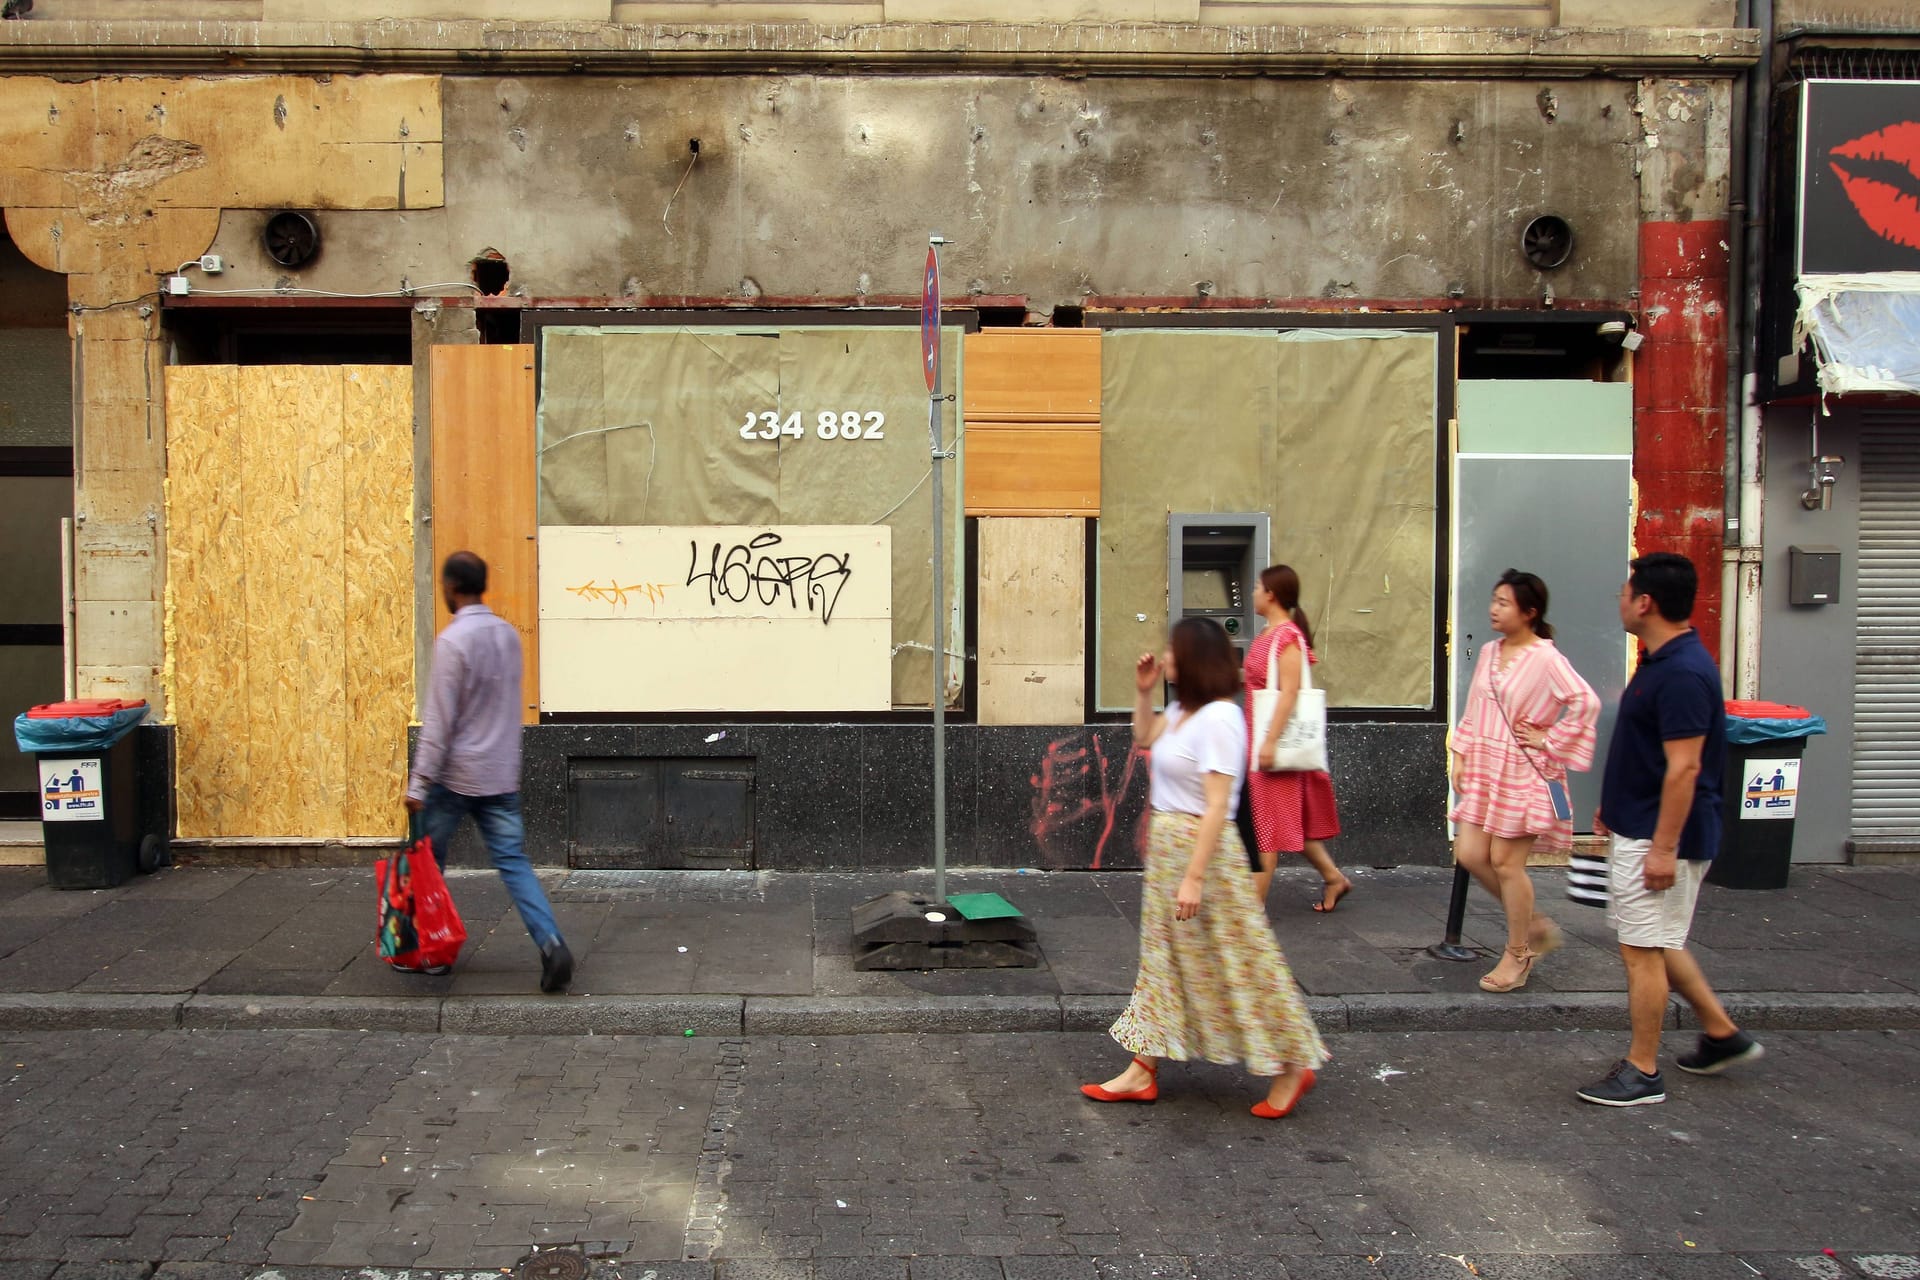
[514,1250,590,1280]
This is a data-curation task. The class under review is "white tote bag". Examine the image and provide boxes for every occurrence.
[1250,629,1328,773]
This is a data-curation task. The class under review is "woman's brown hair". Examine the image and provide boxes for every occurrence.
[1169,617,1242,712]
[1497,568,1555,640]
[1260,564,1314,650]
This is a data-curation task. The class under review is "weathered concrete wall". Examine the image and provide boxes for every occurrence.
[199,75,1644,310]
[23,0,1739,27]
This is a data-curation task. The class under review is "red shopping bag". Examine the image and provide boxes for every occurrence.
[376,828,467,970]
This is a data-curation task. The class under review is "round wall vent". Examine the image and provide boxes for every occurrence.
[1521,214,1574,271]
[263,211,321,269]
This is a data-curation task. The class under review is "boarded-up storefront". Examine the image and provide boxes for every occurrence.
[1096,328,1442,711]
[163,365,414,840]
[534,324,963,711]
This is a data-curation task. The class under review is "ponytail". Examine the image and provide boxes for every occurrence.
[1260,564,1315,650]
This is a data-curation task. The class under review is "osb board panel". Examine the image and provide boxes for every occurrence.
[430,344,538,724]
[1097,330,1438,711]
[343,366,414,835]
[165,364,413,840]
[978,517,1085,726]
[0,76,444,216]
[163,365,246,839]
[963,329,1102,424]
[539,525,891,713]
[965,426,1101,516]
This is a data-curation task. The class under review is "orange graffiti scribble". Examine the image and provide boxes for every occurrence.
[568,580,673,610]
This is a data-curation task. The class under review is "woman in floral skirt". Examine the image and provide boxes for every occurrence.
[1080,617,1329,1118]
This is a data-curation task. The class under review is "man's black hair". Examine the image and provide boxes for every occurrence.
[1628,552,1696,623]
[442,550,488,598]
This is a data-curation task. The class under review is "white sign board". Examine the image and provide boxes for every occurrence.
[1739,757,1801,821]
[40,757,105,822]
[539,525,893,713]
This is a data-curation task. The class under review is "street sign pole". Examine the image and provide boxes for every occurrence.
[923,236,948,905]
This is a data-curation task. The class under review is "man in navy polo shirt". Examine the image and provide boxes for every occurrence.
[1578,553,1763,1107]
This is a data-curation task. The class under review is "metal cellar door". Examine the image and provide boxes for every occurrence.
[1852,413,1920,855]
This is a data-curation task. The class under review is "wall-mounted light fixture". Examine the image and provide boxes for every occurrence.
[1800,408,1845,510]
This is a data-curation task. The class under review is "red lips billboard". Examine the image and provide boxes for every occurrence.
[1798,80,1920,274]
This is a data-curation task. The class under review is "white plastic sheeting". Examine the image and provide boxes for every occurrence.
[1796,273,1920,397]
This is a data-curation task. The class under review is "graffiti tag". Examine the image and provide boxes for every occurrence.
[685,531,855,624]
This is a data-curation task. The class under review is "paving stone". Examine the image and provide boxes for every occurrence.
[909,1258,1005,1280]
[1185,1260,1293,1280]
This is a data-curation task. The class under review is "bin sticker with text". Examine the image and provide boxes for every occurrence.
[1741,758,1800,821]
[39,758,104,822]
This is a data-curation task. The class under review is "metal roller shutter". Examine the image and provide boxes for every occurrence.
[1852,413,1920,849]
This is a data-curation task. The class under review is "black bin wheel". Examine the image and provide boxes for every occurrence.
[137,834,168,875]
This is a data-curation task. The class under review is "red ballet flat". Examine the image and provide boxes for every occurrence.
[1080,1056,1159,1104]
[1251,1068,1316,1119]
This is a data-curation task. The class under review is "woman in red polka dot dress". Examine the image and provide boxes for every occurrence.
[1245,565,1352,912]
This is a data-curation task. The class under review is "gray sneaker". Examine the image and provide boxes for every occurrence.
[1577,1059,1667,1107]
[1676,1030,1765,1076]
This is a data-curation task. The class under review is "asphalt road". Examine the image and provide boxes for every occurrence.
[0,1028,1915,1278]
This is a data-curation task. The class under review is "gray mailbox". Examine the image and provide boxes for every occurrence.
[1168,513,1271,665]
[1788,544,1841,606]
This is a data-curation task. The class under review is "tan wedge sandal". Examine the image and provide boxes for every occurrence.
[1479,944,1538,993]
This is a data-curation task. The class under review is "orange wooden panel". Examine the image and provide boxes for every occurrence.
[964,425,1101,516]
[963,329,1101,424]
[429,344,539,724]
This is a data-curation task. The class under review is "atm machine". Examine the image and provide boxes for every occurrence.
[1168,513,1271,667]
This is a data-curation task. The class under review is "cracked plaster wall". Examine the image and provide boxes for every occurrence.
[197,75,1651,309]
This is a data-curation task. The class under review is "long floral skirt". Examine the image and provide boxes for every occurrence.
[1109,810,1330,1078]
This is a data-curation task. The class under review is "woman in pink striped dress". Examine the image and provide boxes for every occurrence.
[1451,570,1601,993]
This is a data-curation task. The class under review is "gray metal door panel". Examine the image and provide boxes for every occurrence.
[1852,414,1920,847]
[1452,456,1633,830]
[666,765,756,870]
[568,757,758,869]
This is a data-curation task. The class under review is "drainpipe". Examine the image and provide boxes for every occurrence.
[1726,0,1772,699]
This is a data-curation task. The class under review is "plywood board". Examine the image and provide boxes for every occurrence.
[963,329,1102,424]
[430,344,538,723]
[344,366,415,836]
[540,525,891,712]
[167,363,413,839]
[964,426,1101,516]
[163,365,246,838]
[978,517,1086,726]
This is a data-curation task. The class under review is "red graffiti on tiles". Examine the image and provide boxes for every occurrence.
[1030,733,1150,869]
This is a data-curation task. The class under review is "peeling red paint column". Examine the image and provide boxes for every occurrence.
[1634,220,1730,661]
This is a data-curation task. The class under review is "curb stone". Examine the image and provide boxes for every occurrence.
[438,994,745,1036]
[743,995,1061,1035]
[0,993,182,1030]
[180,995,439,1033]
[0,990,1913,1036]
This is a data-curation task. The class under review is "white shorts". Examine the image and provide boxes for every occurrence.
[1606,835,1709,950]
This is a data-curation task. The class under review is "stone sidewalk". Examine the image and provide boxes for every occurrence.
[0,863,1916,1035]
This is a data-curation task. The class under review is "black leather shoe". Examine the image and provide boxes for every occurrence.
[540,940,574,994]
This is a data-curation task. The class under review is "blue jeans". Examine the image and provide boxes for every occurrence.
[422,786,563,952]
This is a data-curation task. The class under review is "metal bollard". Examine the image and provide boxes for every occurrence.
[1427,863,1478,961]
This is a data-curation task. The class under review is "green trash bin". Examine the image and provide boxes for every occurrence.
[1706,701,1827,892]
[15,698,164,890]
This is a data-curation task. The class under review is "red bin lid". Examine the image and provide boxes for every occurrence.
[25,698,148,719]
[1724,699,1811,720]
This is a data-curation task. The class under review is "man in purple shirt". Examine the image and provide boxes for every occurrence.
[405,551,573,993]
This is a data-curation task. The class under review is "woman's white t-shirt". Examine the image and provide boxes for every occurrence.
[1150,699,1249,817]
